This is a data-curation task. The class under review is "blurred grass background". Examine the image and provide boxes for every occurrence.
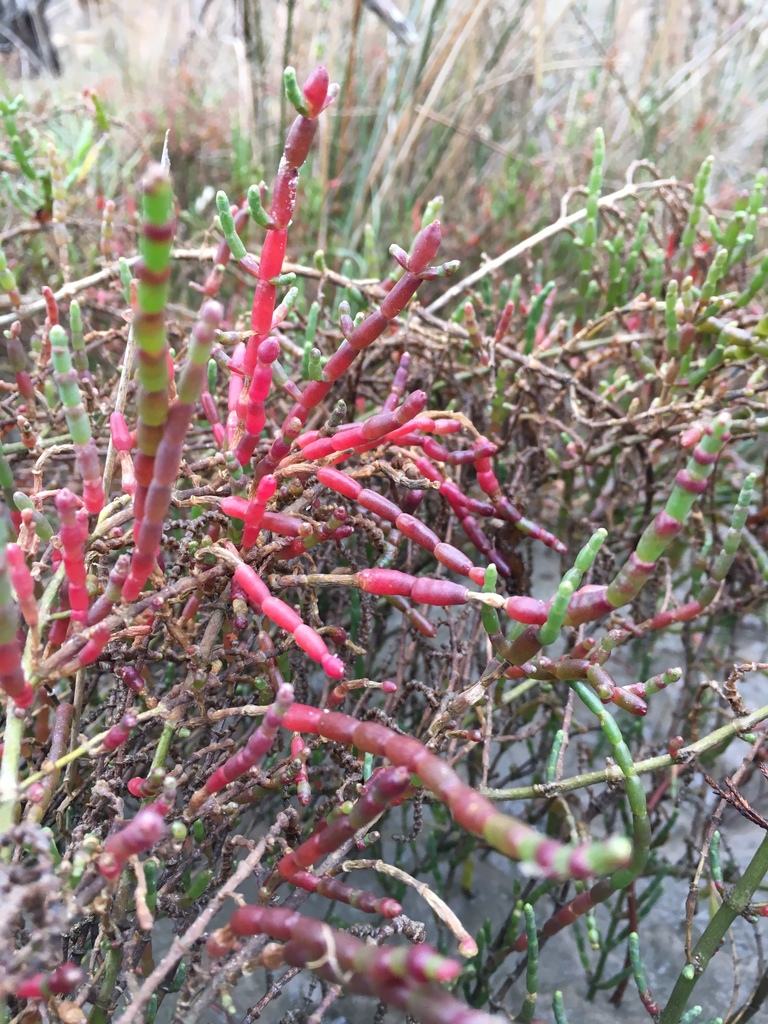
[9,0,768,263]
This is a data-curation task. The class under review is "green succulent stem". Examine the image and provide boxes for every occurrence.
[538,529,606,645]
[605,413,730,608]
[659,832,768,1024]
[518,903,539,1023]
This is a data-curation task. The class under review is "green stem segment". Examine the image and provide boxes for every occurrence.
[283,703,631,882]
[122,277,221,600]
[518,904,539,1023]
[129,164,176,549]
[515,681,649,949]
[641,473,755,632]
[605,414,730,608]
[50,324,103,513]
[69,299,89,375]
[564,413,732,627]
[629,931,659,1016]
[538,529,606,646]
[659,833,768,1023]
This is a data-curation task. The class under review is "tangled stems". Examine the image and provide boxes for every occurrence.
[209,906,503,1024]
[0,57,765,1024]
[253,217,452,482]
[515,680,650,948]
[189,683,294,810]
[273,409,733,652]
[659,832,768,1023]
[283,703,631,881]
[472,413,736,632]
[274,764,411,917]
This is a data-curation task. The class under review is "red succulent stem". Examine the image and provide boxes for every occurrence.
[214,905,459,984]
[394,433,494,468]
[220,500,304,538]
[87,554,130,625]
[5,320,35,401]
[201,391,225,447]
[241,474,277,549]
[383,351,411,411]
[209,907,503,1023]
[109,412,134,452]
[189,683,294,810]
[42,284,58,326]
[98,804,166,879]
[350,566,470,605]
[253,220,447,483]
[102,712,138,751]
[5,542,37,630]
[46,582,70,650]
[414,457,512,576]
[231,67,335,464]
[300,390,427,461]
[285,867,402,918]
[14,962,83,1000]
[62,622,111,670]
[282,703,630,880]
[473,440,566,554]
[326,677,397,710]
[221,551,344,678]
[277,508,352,560]
[0,524,32,707]
[317,466,487,585]
[54,489,89,628]
[119,665,145,692]
[296,415,462,468]
[277,765,412,881]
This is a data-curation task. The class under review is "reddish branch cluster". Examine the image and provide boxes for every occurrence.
[0,59,752,1024]
[207,906,499,1024]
